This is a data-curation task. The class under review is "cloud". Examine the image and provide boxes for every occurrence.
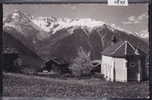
[110,23,132,34]
[128,16,135,21]
[122,15,139,25]
[140,29,148,34]
[122,21,132,25]
[139,29,149,38]
[122,13,148,25]
[137,13,148,21]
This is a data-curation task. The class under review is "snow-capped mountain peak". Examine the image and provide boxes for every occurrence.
[3,10,50,41]
[12,12,20,19]
[4,10,31,24]
[60,18,105,28]
[4,10,148,41]
[32,17,105,34]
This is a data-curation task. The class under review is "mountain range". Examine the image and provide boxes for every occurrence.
[3,10,149,69]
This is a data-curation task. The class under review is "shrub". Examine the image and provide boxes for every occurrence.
[69,47,94,77]
[3,65,21,73]
[20,65,37,75]
[3,57,22,73]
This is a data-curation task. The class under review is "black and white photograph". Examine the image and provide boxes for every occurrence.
[2,3,149,98]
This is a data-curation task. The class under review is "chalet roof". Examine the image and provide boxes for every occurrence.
[48,57,67,65]
[102,41,146,57]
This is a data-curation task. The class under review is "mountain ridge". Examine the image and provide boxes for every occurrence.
[3,10,149,64]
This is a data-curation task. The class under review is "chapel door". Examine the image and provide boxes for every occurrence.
[127,57,139,81]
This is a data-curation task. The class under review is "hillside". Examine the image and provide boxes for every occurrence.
[36,24,148,62]
[3,10,149,63]
[3,29,44,70]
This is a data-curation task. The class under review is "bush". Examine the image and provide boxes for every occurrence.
[3,65,22,73]
[3,58,22,73]
[20,65,37,75]
[69,47,94,77]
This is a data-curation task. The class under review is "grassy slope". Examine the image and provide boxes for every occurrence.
[3,73,149,98]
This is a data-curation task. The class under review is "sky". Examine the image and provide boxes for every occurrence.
[3,4,148,36]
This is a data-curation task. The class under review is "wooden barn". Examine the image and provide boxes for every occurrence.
[43,57,71,74]
[101,41,146,82]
